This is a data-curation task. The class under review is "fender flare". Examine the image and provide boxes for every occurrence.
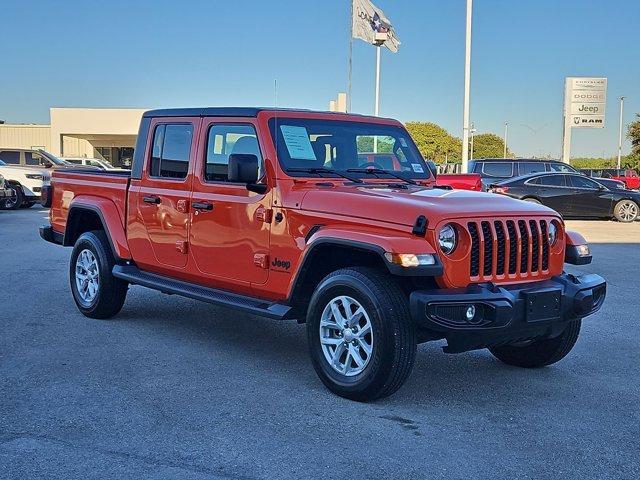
[65,198,131,260]
[287,227,443,300]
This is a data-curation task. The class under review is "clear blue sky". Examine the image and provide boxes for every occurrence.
[1,0,638,158]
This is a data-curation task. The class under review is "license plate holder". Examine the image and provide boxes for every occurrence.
[524,288,562,322]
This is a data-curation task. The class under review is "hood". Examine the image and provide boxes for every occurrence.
[299,185,559,227]
[0,164,51,177]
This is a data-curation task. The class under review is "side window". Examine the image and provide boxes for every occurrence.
[569,175,599,189]
[0,151,20,164]
[204,124,262,182]
[519,162,546,175]
[539,175,567,187]
[149,124,193,179]
[548,163,575,173]
[482,162,513,177]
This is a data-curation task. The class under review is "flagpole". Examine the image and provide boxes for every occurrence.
[348,0,354,112]
[373,44,381,153]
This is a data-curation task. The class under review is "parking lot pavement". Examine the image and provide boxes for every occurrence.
[1,208,638,480]
[565,220,640,243]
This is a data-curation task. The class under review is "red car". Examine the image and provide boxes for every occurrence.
[40,107,605,401]
[582,168,640,190]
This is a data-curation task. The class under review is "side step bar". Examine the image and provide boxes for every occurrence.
[112,265,293,320]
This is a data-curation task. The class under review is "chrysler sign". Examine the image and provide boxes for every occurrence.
[565,77,607,129]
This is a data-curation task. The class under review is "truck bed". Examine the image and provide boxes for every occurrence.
[49,169,131,237]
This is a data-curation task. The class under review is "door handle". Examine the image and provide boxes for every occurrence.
[143,195,161,204]
[192,201,214,211]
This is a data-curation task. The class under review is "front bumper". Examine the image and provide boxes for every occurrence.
[410,273,606,353]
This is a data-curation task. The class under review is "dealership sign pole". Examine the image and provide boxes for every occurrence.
[561,77,607,163]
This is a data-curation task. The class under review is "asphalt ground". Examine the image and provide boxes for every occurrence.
[1,208,638,479]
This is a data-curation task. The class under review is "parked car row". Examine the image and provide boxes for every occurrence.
[580,168,640,190]
[0,148,123,209]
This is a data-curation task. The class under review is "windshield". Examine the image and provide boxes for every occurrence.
[39,150,69,165]
[269,118,431,180]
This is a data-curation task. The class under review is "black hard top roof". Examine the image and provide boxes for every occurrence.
[472,158,563,163]
[142,107,390,120]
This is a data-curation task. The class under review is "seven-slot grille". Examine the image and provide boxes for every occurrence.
[467,219,551,280]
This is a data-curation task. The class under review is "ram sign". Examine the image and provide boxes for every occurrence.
[565,77,607,129]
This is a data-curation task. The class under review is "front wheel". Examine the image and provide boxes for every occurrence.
[0,185,23,210]
[70,231,128,319]
[306,267,416,402]
[489,319,581,368]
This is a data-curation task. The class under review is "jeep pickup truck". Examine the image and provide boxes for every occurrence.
[40,108,606,401]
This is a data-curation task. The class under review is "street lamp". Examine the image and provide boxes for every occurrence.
[617,96,626,169]
[461,0,473,173]
[503,122,509,158]
[470,122,477,160]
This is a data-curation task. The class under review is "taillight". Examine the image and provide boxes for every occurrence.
[41,184,53,207]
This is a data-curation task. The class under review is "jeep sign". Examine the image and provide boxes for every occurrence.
[565,77,607,129]
[561,76,607,162]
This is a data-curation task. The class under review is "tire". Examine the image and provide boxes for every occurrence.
[1,185,23,210]
[69,230,128,319]
[306,267,416,402]
[489,319,581,368]
[613,199,638,222]
[523,197,541,204]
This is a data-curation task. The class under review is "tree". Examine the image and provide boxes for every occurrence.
[627,113,640,157]
[404,122,461,164]
[471,133,510,159]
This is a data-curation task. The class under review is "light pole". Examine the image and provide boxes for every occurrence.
[617,96,625,169]
[461,0,473,173]
[503,122,509,158]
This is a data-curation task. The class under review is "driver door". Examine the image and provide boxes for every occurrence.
[567,174,613,218]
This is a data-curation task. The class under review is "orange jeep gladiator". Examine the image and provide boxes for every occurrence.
[40,108,606,401]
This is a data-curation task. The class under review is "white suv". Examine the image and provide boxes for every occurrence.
[0,159,51,209]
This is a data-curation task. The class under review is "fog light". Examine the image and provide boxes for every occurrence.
[465,305,476,321]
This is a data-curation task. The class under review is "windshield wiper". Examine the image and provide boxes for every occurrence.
[346,168,418,185]
[286,167,363,184]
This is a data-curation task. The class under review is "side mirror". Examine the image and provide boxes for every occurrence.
[228,154,267,193]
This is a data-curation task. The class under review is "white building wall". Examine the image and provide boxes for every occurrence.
[0,125,51,150]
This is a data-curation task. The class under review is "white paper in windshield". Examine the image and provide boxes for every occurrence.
[280,125,316,160]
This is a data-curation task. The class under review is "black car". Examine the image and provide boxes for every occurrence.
[489,172,639,222]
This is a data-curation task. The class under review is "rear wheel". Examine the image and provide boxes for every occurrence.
[613,200,638,222]
[489,319,581,368]
[306,267,416,402]
[70,231,128,319]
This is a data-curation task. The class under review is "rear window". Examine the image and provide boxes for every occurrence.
[519,162,546,175]
[149,124,193,179]
[0,151,20,164]
[482,162,513,178]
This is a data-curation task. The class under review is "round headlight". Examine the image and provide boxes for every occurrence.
[438,224,457,254]
[548,221,558,246]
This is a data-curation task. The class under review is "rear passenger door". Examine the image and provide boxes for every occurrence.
[136,118,198,269]
[189,119,271,287]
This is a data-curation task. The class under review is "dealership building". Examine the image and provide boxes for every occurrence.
[0,108,146,168]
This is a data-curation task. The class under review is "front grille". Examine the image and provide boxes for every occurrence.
[467,218,551,281]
